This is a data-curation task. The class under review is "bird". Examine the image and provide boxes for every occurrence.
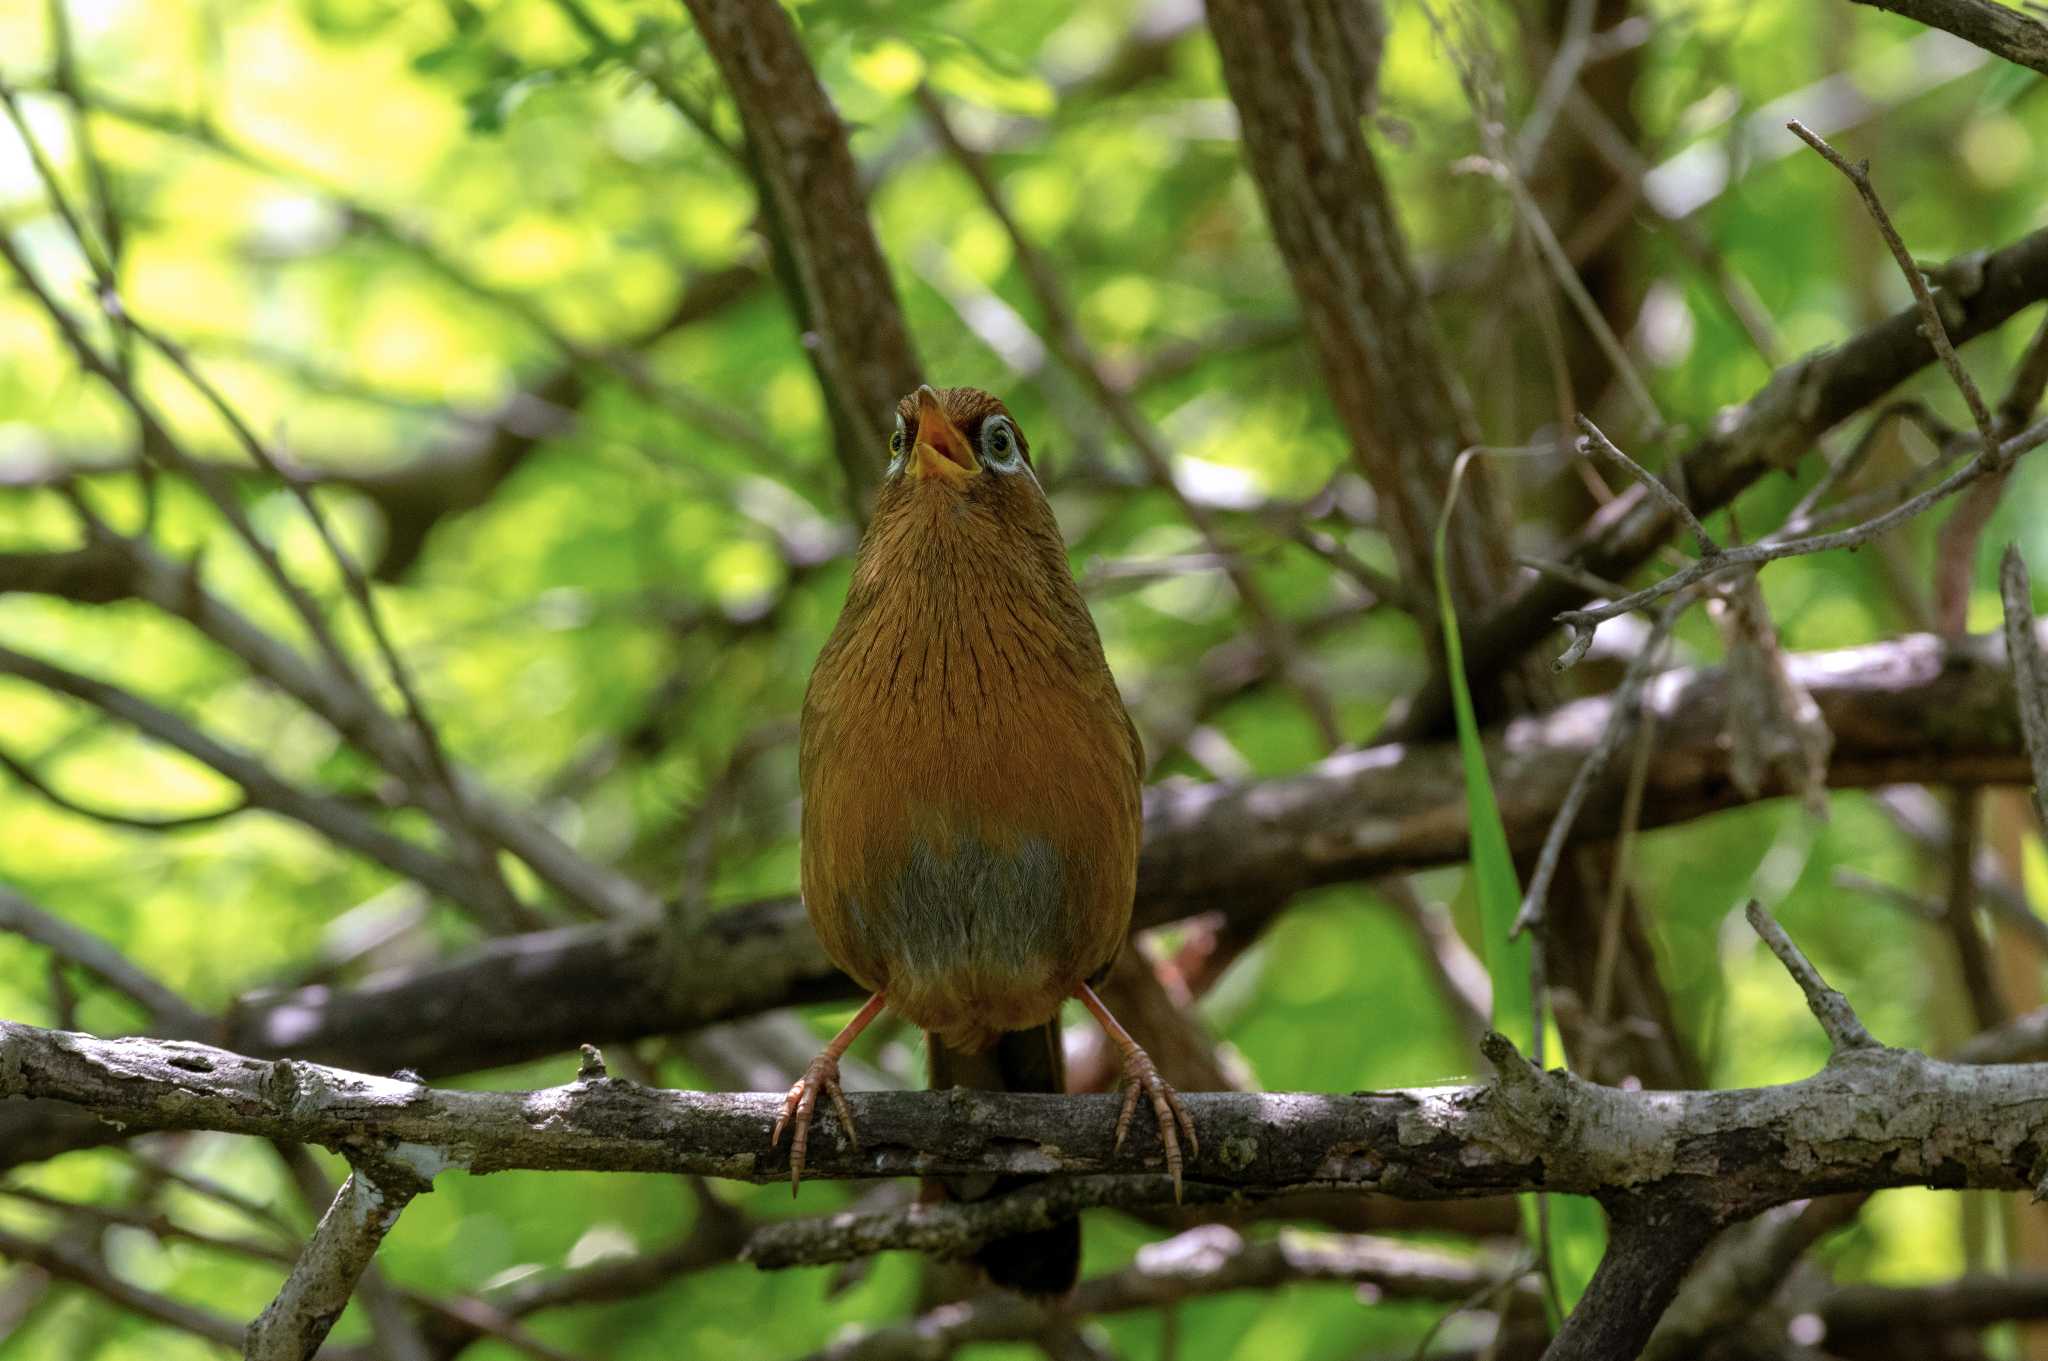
[779,384,1197,1294]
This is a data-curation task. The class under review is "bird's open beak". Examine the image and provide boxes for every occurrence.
[909,385,978,486]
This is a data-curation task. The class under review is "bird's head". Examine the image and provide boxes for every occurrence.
[881,384,1037,505]
[852,383,1074,607]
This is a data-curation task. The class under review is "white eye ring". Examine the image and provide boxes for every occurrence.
[980,415,1022,472]
[886,412,908,477]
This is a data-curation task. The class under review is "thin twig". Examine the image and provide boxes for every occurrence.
[1555,413,2048,658]
[1743,899,1880,1053]
[1786,119,2000,454]
[0,739,247,831]
[113,310,535,930]
[1516,592,1689,934]
[0,645,491,913]
[1578,416,1719,556]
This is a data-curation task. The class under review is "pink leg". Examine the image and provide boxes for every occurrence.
[1075,982,1199,1201]
[771,992,887,1194]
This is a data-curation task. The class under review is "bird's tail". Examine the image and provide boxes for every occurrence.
[928,1021,1080,1296]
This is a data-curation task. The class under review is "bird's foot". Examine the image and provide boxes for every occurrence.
[771,1051,859,1194]
[1111,1042,1199,1202]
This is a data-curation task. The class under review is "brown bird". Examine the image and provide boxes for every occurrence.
[780,384,1197,1294]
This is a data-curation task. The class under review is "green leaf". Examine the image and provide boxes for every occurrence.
[1432,453,1531,1050]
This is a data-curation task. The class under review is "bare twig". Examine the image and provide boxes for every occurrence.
[0,645,490,913]
[1577,417,1718,557]
[0,1225,250,1348]
[1516,593,1689,934]
[0,739,248,831]
[1393,223,2048,737]
[1744,899,1879,1053]
[1942,789,2007,1031]
[1554,413,2048,652]
[1786,119,2000,453]
[792,1225,1532,1361]
[117,311,535,930]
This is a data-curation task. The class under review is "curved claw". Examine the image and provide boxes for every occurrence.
[1112,1044,1198,1202]
[771,1053,859,1194]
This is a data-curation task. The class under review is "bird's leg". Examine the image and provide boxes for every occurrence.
[1074,981,1199,1201]
[772,991,887,1194]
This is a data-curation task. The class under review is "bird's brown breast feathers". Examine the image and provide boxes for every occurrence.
[799,476,1140,1050]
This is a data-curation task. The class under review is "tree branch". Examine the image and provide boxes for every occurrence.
[792,1225,1533,1361]
[1846,0,2048,76]
[1391,223,2048,739]
[246,1168,425,1361]
[6,1020,2048,1211]
[157,620,2048,1078]
[1,621,2041,1169]
[681,0,921,519]
[2001,545,2048,832]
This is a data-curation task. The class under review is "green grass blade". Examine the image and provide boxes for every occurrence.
[1432,454,1531,1049]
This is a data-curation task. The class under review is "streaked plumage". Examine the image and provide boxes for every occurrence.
[777,386,1196,1296]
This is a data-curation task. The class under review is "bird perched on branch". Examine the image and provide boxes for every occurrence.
[782,384,1197,1294]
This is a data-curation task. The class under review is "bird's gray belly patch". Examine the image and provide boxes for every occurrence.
[851,834,1068,985]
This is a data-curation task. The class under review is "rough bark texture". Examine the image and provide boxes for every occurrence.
[1204,0,1509,613]
[1547,1197,1724,1361]
[7,1021,2047,1218]
[682,0,921,518]
[244,1171,421,1361]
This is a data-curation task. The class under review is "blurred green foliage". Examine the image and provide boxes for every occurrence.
[2,0,2047,1356]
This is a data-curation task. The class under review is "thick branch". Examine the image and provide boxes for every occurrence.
[1547,1198,1722,1361]
[1846,0,2048,76]
[681,0,920,518]
[6,1021,2048,1213]
[246,1170,423,1361]
[2,624,2039,1169]
[1393,224,2048,738]
[216,623,2046,1076]
[1204,0,1510,620]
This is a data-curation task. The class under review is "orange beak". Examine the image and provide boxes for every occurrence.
[909,385,977,486]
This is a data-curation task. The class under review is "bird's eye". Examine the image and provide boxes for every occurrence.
[886,416,908,475]
[980,416,1022,471]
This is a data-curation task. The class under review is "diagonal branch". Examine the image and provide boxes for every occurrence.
[680,0,921,519]
[246,1167,429,1361]
[1845,0,2048,76]
[1391,223,2048,739]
